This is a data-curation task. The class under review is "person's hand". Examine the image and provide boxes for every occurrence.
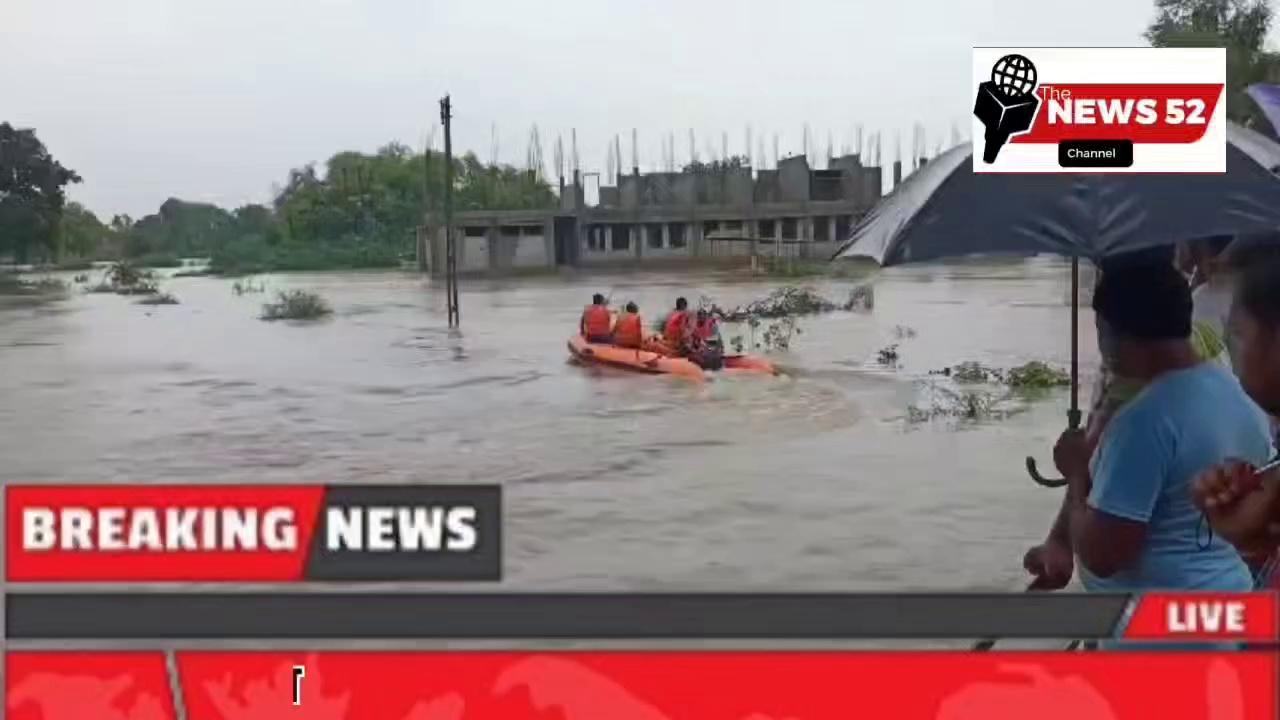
[1053,428,1091,481]
[1191,459,1261,510]
[1192,461,1280,551]
[1023,539,1074,590]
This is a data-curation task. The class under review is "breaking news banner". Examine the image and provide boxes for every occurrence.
[6,651,1279,720]
[3,484,501,581]
[972,47,1225,173]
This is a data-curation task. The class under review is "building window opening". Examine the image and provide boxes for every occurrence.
[610,224,632,251]
[668,223,686,248]
[647,223,664,249]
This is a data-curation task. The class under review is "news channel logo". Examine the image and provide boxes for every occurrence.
[970,47,1226,174]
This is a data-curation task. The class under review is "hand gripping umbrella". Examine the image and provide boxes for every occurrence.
[834,121,1280,486]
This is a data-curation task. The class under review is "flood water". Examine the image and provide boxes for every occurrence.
[0,259,1101,593]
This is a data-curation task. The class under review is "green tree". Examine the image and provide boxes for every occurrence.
[125,198,237,258]
[1146,0,1280,126]
[58,202,111,258]
[273,147,555,247]
[233,204,273,235]
[164,141,558,274]
[0,123,81,263]
[110,214,133,233]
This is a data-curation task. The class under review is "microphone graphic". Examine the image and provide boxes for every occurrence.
[973,54,1040,163]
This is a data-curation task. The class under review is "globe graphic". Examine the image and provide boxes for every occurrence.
[991,55,1036,98]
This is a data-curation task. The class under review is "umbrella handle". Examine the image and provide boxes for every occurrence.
[1026,402,1081,489]
[1025,457,1068,488]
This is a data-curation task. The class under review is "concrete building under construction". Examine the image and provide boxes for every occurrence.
[418,154,885,275]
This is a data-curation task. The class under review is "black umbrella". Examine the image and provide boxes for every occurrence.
[834,122,1280,486]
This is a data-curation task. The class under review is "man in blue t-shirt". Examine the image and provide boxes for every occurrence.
[1050,262,1271,593]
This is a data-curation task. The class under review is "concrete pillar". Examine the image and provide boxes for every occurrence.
[544,218,553,268]
[661,223,670,251]
[829,216,838,244]
[452,227,464,273]
[416,226,429,273]
[487,223,499,273]
[433,226,445,276]
[572,171,584,259]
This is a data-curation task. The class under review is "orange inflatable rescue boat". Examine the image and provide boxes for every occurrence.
[567,335,777,380]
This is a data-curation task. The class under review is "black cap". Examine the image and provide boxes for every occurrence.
[1092,262,1191,340]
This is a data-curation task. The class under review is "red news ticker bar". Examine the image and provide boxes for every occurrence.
[1123,592,1279,643]
[3,485,324,581]
[7,651,1278,720]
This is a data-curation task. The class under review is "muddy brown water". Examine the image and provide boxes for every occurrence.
[0,258,1100,601]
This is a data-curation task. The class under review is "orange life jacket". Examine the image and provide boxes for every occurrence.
[582,304,612,338]
[663,310,688,344]
[694,317,718,341]
[612,312,643,348]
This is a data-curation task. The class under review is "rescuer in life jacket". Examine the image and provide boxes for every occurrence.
[612,302,644,349]
[581,294,614,343]
[688,308,724,370]
[662,297,691,353]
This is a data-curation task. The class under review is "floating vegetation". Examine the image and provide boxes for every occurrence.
[936,360,1070,389]
[877,344,900,366]
[1005,361,1071,389]
[761,316,800,351]
[260,290,332,321]
[87,261,159,295]
[905,360,1068,425]
[232,277,267,295]
[892,324,917,339]
[675,284,874,354]
[136,292,179,305]
[106,261,152,289]
[73,273,90,283]
[113,282,159,296]
[907,384,1004,423]
[950,361,999,383]
[713,286,865,321]
[847,284,874,312]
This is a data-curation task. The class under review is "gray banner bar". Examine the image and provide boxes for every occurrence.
[5,593,1130,639]
[307,485,502,581]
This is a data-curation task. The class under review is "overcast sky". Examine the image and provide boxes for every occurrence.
[4,0,1259,218]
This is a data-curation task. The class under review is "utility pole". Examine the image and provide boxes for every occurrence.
[440,95,459,328]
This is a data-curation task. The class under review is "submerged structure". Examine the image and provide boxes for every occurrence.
[417,154,884,275]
